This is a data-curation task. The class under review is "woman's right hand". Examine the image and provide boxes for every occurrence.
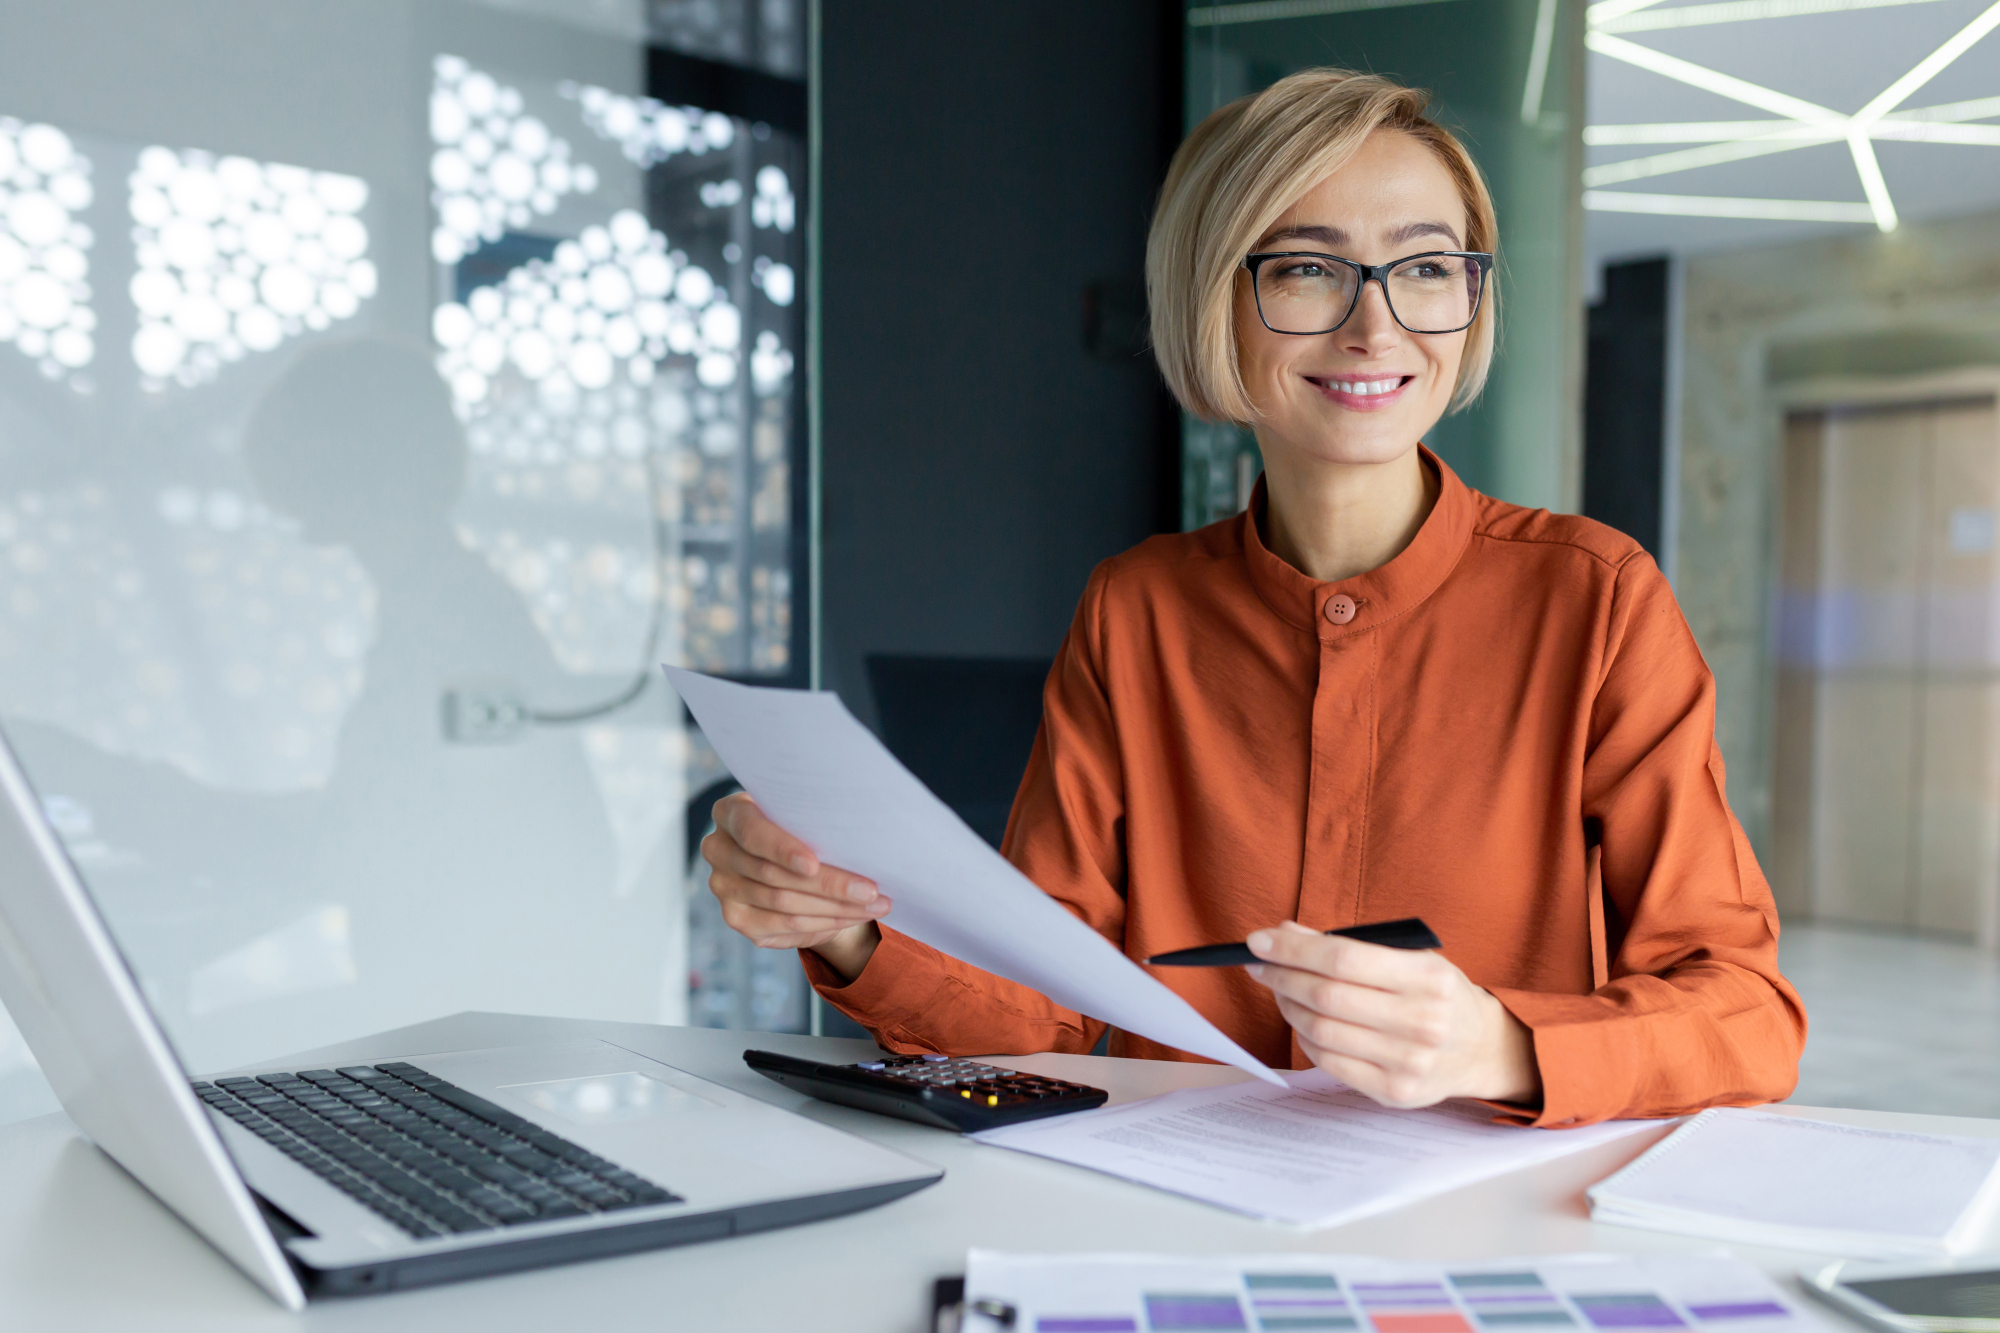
[699,792,889,981]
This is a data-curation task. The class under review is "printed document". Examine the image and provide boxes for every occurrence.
[664,668,1282,1084]
[972,1068,1654,1227]
[962,1248,1826,1333]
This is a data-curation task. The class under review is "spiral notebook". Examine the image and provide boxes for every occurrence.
[1586,1107,2000,1259]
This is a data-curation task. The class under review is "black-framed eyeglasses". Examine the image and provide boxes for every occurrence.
[1242,250,1493,336]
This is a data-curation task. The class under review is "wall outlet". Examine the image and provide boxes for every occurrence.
[441,685,530,744]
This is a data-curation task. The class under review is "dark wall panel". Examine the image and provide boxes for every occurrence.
[819,3,1178,726]
[1583,258,1667,558]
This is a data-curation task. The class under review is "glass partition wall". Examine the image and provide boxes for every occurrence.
[0,0,812,1126]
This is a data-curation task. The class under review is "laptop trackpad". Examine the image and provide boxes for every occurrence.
[503,1071,718,1127]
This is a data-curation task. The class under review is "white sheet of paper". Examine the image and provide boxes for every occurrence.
[962,1248,1830,1333]
[664,668,1282,1084]
[1587,1107,2000,1257]
[972,1068,1657,1227]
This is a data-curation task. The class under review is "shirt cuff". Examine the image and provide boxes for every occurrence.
[1485,987,1644,1127]
[797,926,953,1052]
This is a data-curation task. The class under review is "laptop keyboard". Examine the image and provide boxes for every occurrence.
[193,1061,681,1238]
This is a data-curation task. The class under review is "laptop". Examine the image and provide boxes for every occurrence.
[0,730,943,1307]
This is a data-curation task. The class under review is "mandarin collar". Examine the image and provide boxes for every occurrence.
[1240,445,1476,641]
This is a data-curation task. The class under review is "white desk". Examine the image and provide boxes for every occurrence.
[2,1012,1994,1332]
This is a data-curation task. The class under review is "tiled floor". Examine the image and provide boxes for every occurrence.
[1781,921,2000,1118]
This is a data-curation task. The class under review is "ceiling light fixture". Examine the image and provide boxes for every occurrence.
[1585,0,1672,24]
[1845,133,1899,229]
[1872,121,2000,143]
[1583,119,2000,185]
[1852,0,2000,124]
[1586,120,1831,144]
[1835,1,2000,228]
[1586,0,2000,231]
[1582,190,1878,221]
[1584,31,1844,121]
[1583,131,1847,186]
[1593,0,1956,34]
[1895,93,2000,122]
[1585,100,2000,143]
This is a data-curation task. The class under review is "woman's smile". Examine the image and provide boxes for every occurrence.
[1305,371,1415,411]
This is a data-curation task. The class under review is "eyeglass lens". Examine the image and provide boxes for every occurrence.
[1256,255,1482,335]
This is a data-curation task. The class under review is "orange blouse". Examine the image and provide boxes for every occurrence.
[804,450,1806,1126]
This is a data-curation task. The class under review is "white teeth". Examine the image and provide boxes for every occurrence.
[1328,378,1400,396]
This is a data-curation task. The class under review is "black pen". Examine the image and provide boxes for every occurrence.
[1145,916,1441,967]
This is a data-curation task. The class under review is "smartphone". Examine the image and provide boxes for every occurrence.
[1802,1257,2000,1333]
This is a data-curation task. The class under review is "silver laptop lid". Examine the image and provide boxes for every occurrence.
[0,729,304,1310]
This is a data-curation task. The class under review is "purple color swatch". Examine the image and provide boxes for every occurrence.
[1145,1294,1250,1330]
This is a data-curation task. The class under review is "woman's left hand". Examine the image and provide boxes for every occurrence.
[1247,921,1542,1109]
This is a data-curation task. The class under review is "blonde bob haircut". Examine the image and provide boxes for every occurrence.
[1147,68,1500,425]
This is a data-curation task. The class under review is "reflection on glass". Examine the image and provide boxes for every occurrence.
[0,0,813,1129]
[0,118,95,386]
[0,479,373,791]
[428,55,599,267]
[188,904,357,1018]
[435,54,798,680]
[649,0,806,78]
[129,148,374,387]
[429,45,807,1047]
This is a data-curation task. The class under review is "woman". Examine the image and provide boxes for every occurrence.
[700,69,1806,1126]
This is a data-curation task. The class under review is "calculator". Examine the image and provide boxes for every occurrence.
[742,1049,1109,1133]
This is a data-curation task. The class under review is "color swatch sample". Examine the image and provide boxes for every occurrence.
[1353,1281,1474,1333]
[1571,1294,1688,1329]
[1247,1273,1357,1331]
[1144,1292,1249,1330]
[1451,1271,1577,1327]
[966,1250,1813,1333]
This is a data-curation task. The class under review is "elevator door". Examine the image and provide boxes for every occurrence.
[1773,395,2000,947]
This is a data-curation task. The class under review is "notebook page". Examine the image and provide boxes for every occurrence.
[1588,1109,2000,1245]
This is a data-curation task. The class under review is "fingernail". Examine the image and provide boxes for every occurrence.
[845,880,877,903]
[791,853,815,875]
[1245,963,1266,980]
[1280,920,1315,934]
[1247,930,1274,956]
[866,901,890,917]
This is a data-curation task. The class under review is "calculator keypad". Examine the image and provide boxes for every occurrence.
[847,1055,1097,1108]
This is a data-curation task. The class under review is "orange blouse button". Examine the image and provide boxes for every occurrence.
[1324,594,1357,625]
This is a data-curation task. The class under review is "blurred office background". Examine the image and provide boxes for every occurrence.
[0,0,1994,1127]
